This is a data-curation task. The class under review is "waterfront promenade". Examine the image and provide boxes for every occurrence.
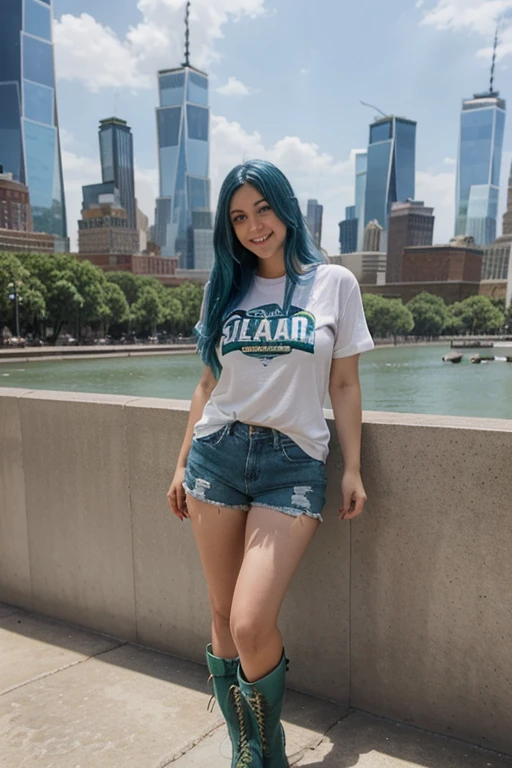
[1,602,511,767]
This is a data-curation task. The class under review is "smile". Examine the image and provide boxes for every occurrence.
[251,233,272,244]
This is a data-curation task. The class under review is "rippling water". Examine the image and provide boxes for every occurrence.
[1,344,511,420]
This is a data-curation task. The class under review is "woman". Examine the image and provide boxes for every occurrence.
[167,159,374,768]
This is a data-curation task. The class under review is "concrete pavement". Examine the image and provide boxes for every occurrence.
[1,603,510,768]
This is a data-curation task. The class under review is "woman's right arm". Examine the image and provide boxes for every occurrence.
[167,365,217,521]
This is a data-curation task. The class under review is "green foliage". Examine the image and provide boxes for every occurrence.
[362,294,414,338]
[406,292,448,337]
[449,295,505,335]
[0,251,206,341]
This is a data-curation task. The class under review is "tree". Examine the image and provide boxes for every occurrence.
[406,292,448,338]
[362,294,414,339]
[131,286,164,336]
[450,295,505,335]
[0,253,46,338]
[104,282,130,334]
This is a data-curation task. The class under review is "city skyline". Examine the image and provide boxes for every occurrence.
[0,0,67,240]
[11,0,512,255]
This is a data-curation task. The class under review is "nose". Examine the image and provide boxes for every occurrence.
[248,217,264,233]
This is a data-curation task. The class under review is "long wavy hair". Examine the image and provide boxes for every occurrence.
[196,159,327,377]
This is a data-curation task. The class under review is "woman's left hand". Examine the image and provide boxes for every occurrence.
[339,470,367,521]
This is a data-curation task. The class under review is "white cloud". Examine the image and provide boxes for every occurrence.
[443,156,456,165]
[416,168,456,244]
[216,76,251,96]
[420,1,512,59]
[300,68,309,74]
[416,0,424,7]
[210,116,358,253]
[54,0,267,92]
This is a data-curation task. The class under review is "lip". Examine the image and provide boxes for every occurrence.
[250,232,273,246]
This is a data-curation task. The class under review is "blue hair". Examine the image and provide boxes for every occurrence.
[196,159,327,378]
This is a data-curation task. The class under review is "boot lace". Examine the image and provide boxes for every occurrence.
[248,689,268,757]
[230,684,254,768]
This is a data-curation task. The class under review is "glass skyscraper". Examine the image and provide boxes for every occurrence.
[99,118,136,230]
[364,116,416,246]
[0,0,67,238]
[155,65,213,269]
[354,151,367,251]
[455,91,506,246]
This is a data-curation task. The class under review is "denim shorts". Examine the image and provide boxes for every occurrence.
[183,420,327,522]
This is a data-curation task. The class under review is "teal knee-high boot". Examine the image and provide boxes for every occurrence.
[205,644,263,768]
[237,650,290,768]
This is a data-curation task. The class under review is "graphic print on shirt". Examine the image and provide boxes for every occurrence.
[221,303,316,364]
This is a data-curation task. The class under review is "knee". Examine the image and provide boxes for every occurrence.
[229,611,273,654]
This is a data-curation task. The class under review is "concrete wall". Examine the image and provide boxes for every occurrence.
[1,388,511,754]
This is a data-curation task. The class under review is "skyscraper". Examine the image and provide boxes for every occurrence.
[455,28,506,247]
[387,200,435,283]
[455,92,506,246]
[154,2,213,269]
[354,151,367,250]
[338,205,358,254]
[99,118,136,230]
[482,160,512,305]
[0,0,67,238]
[306,199,323,247]
[364,115,416,247]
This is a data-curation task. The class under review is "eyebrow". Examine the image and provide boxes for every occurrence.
[230,198,267,215]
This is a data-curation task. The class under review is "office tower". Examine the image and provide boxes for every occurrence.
[329,252,386,285]
[339,205,358,254]
[363,220,383,252]
[306,199,323,247]
[78,186,139,255]
[98,118,136,230]
[154,3,213,269]
[0,0,67,237]
[387,200,435,282]
[136,204,149,253]
[354,151,367,250]
[482,160,512,297]
[455,93,506,246]
[364,116,416,242]
[455,31,506,247]
[0,167,33,231]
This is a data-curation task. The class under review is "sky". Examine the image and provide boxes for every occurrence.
[51,0,512,253]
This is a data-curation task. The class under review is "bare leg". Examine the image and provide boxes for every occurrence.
[230,506,320,681]
[186,493,247,658]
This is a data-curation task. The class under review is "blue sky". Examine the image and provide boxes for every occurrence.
[52,0,512,252]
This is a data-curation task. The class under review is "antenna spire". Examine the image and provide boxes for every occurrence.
[490,21,499,94]
[183,1,191,67]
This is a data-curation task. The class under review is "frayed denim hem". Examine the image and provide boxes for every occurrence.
[252,502,324,523]
[182,482,251,512]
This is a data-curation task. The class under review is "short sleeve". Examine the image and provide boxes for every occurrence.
[332,275,374,359]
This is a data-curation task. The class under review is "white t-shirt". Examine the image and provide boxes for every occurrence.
[193,263,375,462]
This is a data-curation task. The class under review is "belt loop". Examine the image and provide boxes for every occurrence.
[228,421,235,436]
[272,428,279,450]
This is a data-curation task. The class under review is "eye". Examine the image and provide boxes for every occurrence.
[258,205,271,214]
[232,214,246,223]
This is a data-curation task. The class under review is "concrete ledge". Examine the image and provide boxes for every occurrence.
[0,388,511,754]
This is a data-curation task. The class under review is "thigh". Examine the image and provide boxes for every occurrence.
[186,493,247,617]
[231,506,320,628]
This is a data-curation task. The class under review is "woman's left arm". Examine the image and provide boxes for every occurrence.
[328,354,367,521]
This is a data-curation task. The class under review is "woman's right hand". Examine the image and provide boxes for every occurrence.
[167,467,189,521]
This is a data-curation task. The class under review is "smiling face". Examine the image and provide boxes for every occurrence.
[229,183,287,268]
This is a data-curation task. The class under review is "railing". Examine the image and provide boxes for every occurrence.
[0,388,511,755]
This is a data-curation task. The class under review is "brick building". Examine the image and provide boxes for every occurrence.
[401,239,483,283]
[0,171,33,232]
[78,203,139,255]
[386,200,434,282]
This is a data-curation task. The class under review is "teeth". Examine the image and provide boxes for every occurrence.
[252,234,270,243]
